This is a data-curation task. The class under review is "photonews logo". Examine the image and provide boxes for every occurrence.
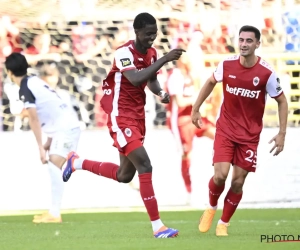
[261,234,300,243]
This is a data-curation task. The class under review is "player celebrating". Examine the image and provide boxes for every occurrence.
[62,13,185,238]
[5,53,81,223]
[191,25,288,236]
[166,54,219,199]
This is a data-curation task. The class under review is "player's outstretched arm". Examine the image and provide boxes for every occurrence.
[27,107,47,164]
[123,49,185,87]
[269,93,288,156]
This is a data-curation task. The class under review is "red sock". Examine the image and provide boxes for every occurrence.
[182,158,191,193]
[221,188,243,223]
[139,173,160,221]
[82,160,119,181]
[209,176,225,207]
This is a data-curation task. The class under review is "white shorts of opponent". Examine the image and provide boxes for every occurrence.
[49,127,81,158]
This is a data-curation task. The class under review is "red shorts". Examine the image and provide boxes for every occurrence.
[213,134,258,172]
[107,116,145,156]
[173,117,215,154]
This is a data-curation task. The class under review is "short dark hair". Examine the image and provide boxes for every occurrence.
[5,52,29,76]
[239,25,261,41]
[133,12,156,29]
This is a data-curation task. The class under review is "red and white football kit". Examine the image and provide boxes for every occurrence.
[100,40,157,155]
[166,68,214,154]
[212,55,283,172]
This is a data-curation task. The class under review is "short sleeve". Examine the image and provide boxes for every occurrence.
[266,71,283,98]
[19,79,36,109]
[213,60,224,82]
[167,69,185,96]
[115,47,136,72]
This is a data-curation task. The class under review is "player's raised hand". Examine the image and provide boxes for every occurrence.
[164,49,186,62]
[269,133,286,156]
[191,110,203,129]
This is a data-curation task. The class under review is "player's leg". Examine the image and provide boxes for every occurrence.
[62,117,145,183]
[65,139,178,237]
[178,123,195,196]
[126,145,179,238]
[117,153,136,183]
[216,144,257,236]
[63,148,137,183]
[34,128,81,223]
[66,153,120,181]
[202,126,215,140]
[123,152,140,191]
[62,116,124,182]
[199,134,234,233]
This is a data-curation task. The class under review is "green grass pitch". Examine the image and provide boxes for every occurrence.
[1,209,299,250]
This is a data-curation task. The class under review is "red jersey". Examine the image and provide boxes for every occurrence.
[166,68,194,124]
[100,40,158,119]
[214,55,283,144]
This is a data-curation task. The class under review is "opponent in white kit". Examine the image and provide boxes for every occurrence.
[5,53,81,223]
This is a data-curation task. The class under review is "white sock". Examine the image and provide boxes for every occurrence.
[209,205,218,210]
[74,158,84,170]
[151,219,164,232]
[218,219,227,225]
[48,162,64,217]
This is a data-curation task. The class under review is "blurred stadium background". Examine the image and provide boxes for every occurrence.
[1,0,299,131]
[0,0,299,215]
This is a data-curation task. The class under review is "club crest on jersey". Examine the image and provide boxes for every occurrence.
[253,77,260,86]
[120,58,131,67]
[124,128,132,137]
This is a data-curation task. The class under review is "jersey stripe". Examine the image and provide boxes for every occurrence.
[110,72,127,147]
[112,72,122,116]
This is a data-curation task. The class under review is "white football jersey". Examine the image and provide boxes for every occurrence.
[19,76,80,135]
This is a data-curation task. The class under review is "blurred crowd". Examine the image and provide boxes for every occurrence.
[1,0,299,131]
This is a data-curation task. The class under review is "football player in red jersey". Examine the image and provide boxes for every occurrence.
[63,12,185,238]
[192,25,288,236]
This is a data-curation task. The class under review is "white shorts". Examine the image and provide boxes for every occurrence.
[49,127,81,158]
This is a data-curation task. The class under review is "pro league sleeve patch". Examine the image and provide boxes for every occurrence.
[120,58,132,67]
[276,77,282,92]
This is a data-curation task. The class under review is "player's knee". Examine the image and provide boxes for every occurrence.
[136,159,152,174]
[213,172,227,185]
[182,152,191,160]
[231,179,245,193]
[117,171,135,183]
[49,154,66,169]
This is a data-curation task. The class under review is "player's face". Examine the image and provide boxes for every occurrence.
[238,31,260,57]
[42,75,59,88]
[135,24,158,50]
